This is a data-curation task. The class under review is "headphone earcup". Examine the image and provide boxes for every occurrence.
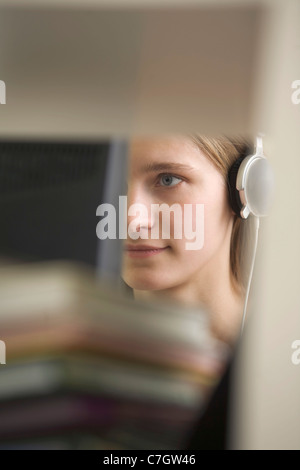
[227,155,245,218]
[228,152,274,219]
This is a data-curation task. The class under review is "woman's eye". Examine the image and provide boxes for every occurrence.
[158,174,182,187]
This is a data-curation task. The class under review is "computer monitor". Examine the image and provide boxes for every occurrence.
[0,139,127,279]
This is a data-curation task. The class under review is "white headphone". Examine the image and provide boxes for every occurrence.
[228,135,274,333]
[227,135,274,220]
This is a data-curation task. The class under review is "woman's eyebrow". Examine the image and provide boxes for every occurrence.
[141,162,195,173]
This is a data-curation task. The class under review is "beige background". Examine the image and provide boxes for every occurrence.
[231,0,300,450]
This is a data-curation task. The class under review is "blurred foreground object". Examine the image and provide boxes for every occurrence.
[0,261,229,449]
[0,3,263,138]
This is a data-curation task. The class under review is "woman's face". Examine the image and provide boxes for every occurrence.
[122,136,234,297]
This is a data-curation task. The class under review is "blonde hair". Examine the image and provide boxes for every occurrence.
[190,135,253,294]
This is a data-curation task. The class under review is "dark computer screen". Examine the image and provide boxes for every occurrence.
[0,140,110,267]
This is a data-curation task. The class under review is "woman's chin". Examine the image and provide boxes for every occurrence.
[122,272,169,292]
[123,279,160,292]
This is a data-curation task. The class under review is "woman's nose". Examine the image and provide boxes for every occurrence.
[127,187,154,238]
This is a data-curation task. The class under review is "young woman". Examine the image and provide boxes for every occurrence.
[122,135,252,345]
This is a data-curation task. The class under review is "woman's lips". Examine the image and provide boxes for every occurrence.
[124,244,169,258]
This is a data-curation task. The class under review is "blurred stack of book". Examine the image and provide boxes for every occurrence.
[0,262,229,450]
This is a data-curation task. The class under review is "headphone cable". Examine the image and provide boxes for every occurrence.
[240,215,260,334]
